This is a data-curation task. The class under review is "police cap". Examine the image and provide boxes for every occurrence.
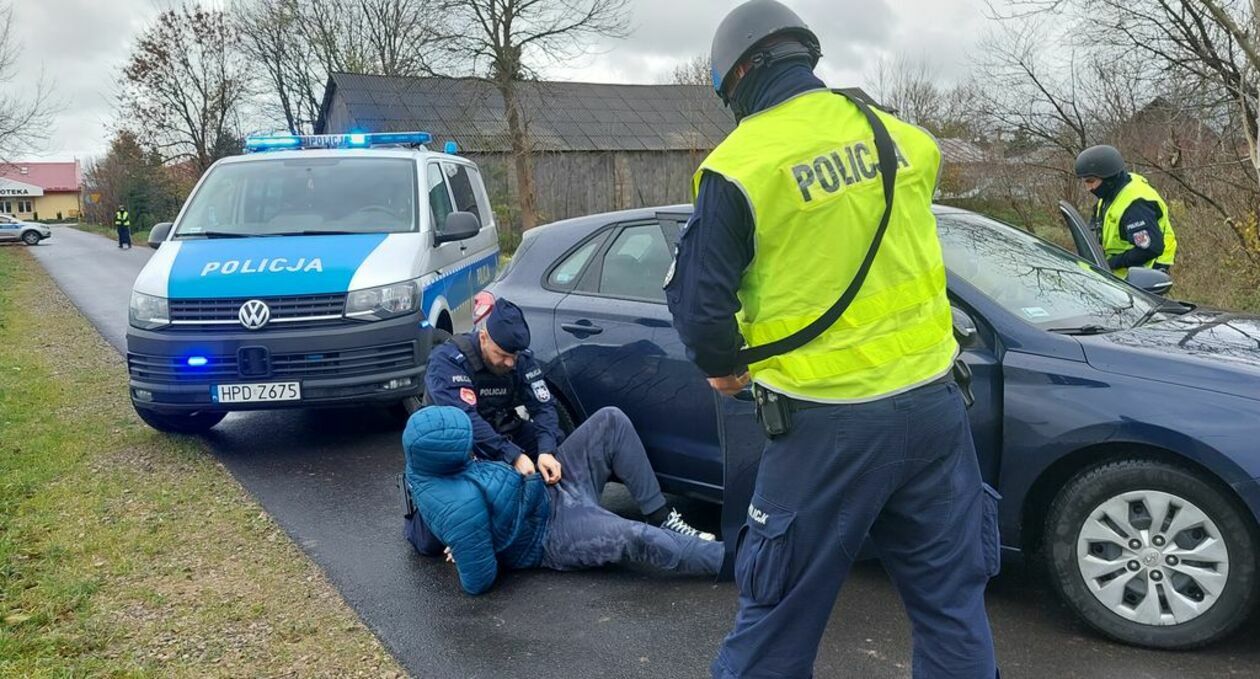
[710,0,820,103]
[1075,145,1126,179]
[485,298,531,354]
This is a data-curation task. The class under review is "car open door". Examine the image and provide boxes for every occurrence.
[1058,200,1108,269]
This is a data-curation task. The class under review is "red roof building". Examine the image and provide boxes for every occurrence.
[0,161,83,221]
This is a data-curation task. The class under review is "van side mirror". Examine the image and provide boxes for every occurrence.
[148,222,173,249]
[952,306,980,349]
[435,211,480,245]
[1126,267,1173,296]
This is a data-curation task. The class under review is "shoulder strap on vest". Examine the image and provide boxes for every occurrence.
[452,333,484,372]
[736,91,900,366]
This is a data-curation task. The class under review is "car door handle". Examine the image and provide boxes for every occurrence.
[561,322,603,336]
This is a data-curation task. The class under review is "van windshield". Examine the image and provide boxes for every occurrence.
[174,157,418,238]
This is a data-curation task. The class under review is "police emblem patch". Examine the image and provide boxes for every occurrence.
[531,380,551,402]
[460,387,477,406]
[1134,231,1152,248]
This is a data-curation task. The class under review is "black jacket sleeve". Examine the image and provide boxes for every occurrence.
[515,352,563,454]
[1108,200,1165,270]
[664,171,755,378]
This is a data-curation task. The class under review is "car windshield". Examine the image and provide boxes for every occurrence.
[936,210,1160,331]
[174,157,418,238]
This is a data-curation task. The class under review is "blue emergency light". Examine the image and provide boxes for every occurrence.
[243,131,433,153]
[186,356,209,367]
[443,141,459,155]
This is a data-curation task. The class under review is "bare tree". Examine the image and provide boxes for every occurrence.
[438,0,632,231]
[669,54,712,87]
[864,54,979,140]
[233,0,322,134]
[120,4,251,172]
[0,2,56,161]
[233,0,447,134]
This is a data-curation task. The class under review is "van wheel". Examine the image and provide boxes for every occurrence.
[1045,459,1257,649]
[134,404,226,434]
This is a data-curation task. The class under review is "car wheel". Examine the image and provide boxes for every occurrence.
[554,396,576,435]
[1045,458,1258,649]
[134,404,227,434]
[392,327,454,420]
[21,230,41,245]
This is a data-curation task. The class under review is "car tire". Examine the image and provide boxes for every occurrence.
[392,327,454,420]
[1045,458,1258,649]
[134,404,227,434]
[554,396,576,435]
[21,230,41,245]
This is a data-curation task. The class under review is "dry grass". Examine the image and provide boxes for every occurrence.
[0,248,404,677]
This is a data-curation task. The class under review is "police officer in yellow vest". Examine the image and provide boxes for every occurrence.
[114,204,132,250]
[665,2,998,677]
[1075,145,1177,278]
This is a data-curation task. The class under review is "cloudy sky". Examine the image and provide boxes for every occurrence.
[13,0,990,162]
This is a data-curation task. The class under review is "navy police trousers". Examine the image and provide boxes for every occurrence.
[713,382,998,678]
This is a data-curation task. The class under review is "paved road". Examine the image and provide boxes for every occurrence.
[24,226,1260,677]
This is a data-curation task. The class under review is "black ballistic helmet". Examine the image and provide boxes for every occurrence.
[1074,145,1126,179]
[710,0,821,104]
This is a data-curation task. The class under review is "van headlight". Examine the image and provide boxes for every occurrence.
[129,291,170,329]
[345,280,420,321]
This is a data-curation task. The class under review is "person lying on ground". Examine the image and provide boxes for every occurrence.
[402,405,723,595]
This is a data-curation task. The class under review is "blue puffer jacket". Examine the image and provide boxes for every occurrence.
[403,406,551,595]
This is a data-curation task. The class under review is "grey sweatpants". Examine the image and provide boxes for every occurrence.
[541,407,724,576]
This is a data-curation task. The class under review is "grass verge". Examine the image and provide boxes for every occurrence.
[0,248,403,677]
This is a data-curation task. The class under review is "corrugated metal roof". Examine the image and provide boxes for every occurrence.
[320,73,737,152]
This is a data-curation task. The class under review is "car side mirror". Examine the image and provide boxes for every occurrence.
[435,211,480,245]
[1126,267,1173,296]
[148,222,173,249]
[952,306,980,349]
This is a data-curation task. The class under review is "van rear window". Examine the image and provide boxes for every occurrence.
[175,157,418,238]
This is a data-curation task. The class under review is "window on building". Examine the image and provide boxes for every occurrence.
[0,200,11,214]
[17,200,32,214]
[597,224,672,303]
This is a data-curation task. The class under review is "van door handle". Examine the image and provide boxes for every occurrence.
[561,321,603,336]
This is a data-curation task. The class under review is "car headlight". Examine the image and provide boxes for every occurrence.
[129,291,170,330]
[345,280,420,321]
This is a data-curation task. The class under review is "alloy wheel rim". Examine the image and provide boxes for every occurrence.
[1075,489,1228,626]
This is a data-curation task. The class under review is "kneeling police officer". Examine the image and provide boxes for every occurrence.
[424,299,565,482]
[1075,144,1178,278]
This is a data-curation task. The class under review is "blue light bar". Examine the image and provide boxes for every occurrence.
[187,356,208,367]
[243,131,432,153]
[244,135,301,152]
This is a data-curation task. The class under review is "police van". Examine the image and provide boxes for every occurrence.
[126,132,498,433]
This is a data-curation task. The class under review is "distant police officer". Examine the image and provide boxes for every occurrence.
[665,2,998,677]
[424,300,565,483]
[1075,144,1177,278]
[114,204,132,249]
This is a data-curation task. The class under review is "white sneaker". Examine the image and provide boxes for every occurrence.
[660,508,716,541]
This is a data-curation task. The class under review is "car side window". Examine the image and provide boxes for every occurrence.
[548,236,603,290]
[442,162,483,227]
[598,224,671,303]
[427,164,454,231]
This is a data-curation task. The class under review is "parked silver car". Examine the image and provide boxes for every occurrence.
[0,214,51,245]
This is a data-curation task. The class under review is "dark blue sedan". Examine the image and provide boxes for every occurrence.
[478,203,1260,650]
